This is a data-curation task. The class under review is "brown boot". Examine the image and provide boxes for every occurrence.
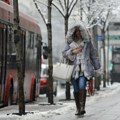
[79,89,86,115]
[74,92,81,115]
[81,89,86,115]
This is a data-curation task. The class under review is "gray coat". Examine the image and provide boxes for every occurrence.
[62,25,100,79]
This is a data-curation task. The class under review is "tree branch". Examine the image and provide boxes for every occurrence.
[52,2,65,17]
[35,0,48,7]
[33,0,47,26]
[58,0,64,12]
[68,0,78,17]
[64,0,67,9]
[104,8,111,31]
[69,0,74,9]
[67,0,69,8]
[89,9,105,26]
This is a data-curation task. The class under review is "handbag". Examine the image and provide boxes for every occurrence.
[53,63,74,82]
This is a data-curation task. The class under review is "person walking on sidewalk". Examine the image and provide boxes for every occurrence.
[62,24,101,116]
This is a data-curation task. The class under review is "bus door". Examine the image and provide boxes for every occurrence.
[0,22,7,103]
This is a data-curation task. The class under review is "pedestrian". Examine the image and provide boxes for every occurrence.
[62,24,101,116]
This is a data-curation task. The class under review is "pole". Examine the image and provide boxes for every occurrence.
[107,24,110,85]
[13,0,25,115]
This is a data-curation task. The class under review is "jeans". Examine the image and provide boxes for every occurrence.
[72,76,87,92]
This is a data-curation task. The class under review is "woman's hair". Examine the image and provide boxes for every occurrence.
[72,26,83,41]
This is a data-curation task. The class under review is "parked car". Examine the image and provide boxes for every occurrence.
[40,64,57,96]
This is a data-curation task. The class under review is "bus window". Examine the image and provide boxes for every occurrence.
[27,32,34,49]
[7,26,16,55]
[7,26,16,69]
[0,23,7,85]
[21,30,26,75]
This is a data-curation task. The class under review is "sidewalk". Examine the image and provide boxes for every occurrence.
[46,85,120,120]
[0,83,120,120]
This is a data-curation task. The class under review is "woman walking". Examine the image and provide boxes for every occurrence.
[62,24,101,116]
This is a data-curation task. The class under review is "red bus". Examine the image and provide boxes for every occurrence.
[0,1,42,107]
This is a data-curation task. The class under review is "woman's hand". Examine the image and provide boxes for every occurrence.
[71,47,82,54]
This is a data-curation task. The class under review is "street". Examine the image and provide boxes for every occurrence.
[0,83,120,120]
[1,0,120,120]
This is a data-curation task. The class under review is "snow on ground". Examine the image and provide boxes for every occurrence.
[87,82,120,105]
[1,83,120,120]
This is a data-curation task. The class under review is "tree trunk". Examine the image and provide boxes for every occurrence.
[13,0,25,115]
[65,17,68,36]
[65,17,71,100]
[47,0,54,104]
[102,30,106,88]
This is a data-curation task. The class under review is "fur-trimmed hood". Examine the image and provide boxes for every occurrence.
[66,24,89,44]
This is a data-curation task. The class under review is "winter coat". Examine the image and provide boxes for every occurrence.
[62,24,100,79]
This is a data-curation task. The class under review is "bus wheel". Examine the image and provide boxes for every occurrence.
[8,83,13,106]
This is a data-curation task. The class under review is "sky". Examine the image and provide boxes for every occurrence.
[0,83,120,120]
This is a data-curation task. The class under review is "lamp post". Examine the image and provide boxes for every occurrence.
[107,24,110,85]
[101,19,107,88]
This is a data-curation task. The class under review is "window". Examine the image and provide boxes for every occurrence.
[0,23,2,84]
[27,32,34,49]
[109,22,120,31]
[7,26,16,55]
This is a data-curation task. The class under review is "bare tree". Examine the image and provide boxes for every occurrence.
[13,0,25,115]
[33,0,54,104]
[52,0,78,100]
[33,0,78,101]
[47,0,54,104]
